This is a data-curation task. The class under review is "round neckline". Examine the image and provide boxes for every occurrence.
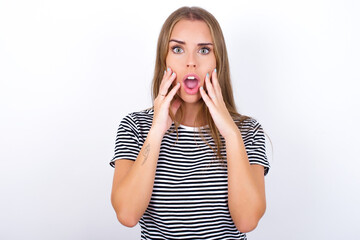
[179,124,209,131]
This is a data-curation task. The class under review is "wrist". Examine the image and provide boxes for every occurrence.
[149,126,165,140]
[224,127,242,143]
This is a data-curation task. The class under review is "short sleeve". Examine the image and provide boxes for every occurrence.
[246,120,270,176]
[109,113,141,168]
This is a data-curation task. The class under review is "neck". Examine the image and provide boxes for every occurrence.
[180,101,206,127]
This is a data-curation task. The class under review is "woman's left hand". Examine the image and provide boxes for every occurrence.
[199,69,239,140]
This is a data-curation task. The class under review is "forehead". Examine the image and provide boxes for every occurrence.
[170,19,213,43]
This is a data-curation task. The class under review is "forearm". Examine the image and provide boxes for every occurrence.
[112,128,163,224]
[226,131,265,231]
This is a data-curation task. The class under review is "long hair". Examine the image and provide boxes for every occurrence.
[151,6,252,164]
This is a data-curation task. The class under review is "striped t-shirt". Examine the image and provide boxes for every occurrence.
[110,108,270,240]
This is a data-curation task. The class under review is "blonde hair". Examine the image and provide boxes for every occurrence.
[151,6,253,164]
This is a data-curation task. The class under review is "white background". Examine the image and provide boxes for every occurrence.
[1,0,359,239]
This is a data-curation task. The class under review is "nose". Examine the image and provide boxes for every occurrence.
[186,52,197,68]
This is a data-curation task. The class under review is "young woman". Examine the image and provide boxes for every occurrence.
[110,6,270,240]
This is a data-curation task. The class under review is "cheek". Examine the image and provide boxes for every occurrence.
[165,55,170,67]
[201,57,216,73]
[166,55,180,69]
[209,54,216,68]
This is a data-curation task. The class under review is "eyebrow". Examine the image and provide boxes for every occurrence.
[169,39,213,46]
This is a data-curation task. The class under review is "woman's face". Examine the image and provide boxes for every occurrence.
[166,19,216,104]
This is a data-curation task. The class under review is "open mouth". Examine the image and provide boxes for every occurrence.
[183,73,200,90]
[184,76,199,89]
[182,74,200,95]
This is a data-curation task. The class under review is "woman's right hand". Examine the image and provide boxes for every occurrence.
[151,68,182,136]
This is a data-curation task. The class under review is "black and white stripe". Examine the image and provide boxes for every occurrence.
[110,108,270,240]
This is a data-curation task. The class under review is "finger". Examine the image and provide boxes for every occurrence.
[200,86,215,110]
[159,70,177,97]
[211,68,222,97]
[205,72,217,101]
[164,81,180,103]
[163,72,177,95]
[159,67,171,90]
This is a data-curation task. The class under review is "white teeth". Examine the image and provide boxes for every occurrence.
[187,76,195,80]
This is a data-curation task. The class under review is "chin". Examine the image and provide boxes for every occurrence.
[177,92,202,104]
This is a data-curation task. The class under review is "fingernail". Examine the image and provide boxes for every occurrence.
[206,73,209,77]
[164,70,166,75]
[167,67,170,72]
[177,81,180,85]
[214,68,217,73]
[200,86,203,90]
[172,72,175,76]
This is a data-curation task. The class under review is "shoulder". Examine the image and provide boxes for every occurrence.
[122,107,154,123]
[130,107,154,117]
[241,117,264,133]
[119,107,154,132]
[235,116,265,144]
[235,116,263,132]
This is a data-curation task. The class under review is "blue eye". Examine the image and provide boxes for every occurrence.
[199,48,210,54]
[172,46,184,54]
